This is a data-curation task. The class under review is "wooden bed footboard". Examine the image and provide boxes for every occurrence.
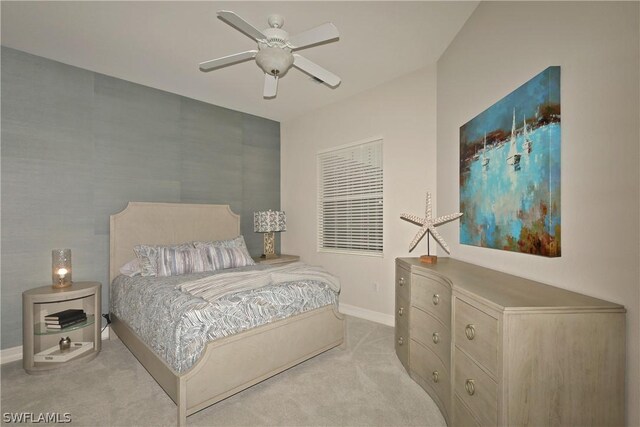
[109,203,346,425]
[111,306,345,426]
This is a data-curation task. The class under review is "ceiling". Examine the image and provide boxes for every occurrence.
[1,1,478,122]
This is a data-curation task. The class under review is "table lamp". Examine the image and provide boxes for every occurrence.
[52,248,72,289]
[254,210,286,258]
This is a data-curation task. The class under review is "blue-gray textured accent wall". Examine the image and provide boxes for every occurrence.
[1,47,281,349]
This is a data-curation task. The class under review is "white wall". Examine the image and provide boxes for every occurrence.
[436,2,639,425]
[281,66,438,324]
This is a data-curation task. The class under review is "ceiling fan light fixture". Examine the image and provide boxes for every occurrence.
[200,10,341,98]
[255,47,294,77]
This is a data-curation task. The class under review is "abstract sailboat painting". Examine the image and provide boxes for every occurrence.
[459,66,561,257]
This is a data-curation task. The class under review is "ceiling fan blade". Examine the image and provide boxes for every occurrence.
[199,50,258,71]
[293,54,341,87]
[217,10,266,41]
[263,74,278,98]
[289,23,339,50]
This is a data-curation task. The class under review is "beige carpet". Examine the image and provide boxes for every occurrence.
[1,316,446,426]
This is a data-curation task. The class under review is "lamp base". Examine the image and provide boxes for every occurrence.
[52,281,73,290]
[260,254,278,259]
[420,255,437,264]
[262,232,276,259]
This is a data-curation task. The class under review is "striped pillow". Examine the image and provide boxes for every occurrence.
[203,246,255,270]
[155,247,213,277]
[134,243,193,277]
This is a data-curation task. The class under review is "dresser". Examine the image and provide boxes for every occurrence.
[395,258,625,426]
[396,258,452,421]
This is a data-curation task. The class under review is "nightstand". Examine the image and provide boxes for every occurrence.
[22,282,101,373]
[252,254,300,265]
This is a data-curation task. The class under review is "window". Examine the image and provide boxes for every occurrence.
[317,138,383,255]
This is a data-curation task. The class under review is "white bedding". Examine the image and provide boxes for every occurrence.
[111,264,339,373]
[176,261,340,303]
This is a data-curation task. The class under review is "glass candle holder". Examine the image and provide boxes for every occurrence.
[52,249,72,288]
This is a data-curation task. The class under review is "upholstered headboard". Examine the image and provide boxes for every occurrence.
[109,202,240,282]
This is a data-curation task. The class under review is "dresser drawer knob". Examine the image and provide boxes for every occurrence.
[465,324,476,340]
[432,371,439,383]
[432,332,440,344]
[398,337,404,346]
[397,307,404,316]
[432,294,440,306]
[398,277,405,286]
[465,379,475,396]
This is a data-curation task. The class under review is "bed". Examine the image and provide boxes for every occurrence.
[109,202,345,426]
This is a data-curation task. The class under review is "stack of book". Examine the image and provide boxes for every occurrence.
[45,309,87,330]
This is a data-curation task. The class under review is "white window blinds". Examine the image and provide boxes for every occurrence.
[317,138,383,255]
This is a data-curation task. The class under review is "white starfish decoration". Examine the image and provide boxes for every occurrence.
[401,192,463,254]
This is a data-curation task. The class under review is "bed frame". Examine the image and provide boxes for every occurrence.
[109,202,345,426]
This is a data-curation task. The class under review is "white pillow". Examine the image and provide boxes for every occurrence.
[119,258,142,277]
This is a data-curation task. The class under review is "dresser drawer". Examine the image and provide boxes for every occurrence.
[453,395,480,427]
[410,307,450,369]
[455,298,498,375]
[395,317,409,371]
[396,266,411,301]
[396,294,410,329]
[410,340,450,415]
[454,347,497,426]
[412,274,451,327]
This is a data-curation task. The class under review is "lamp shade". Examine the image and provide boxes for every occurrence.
[52,248,72,288]
[254,210,286,233]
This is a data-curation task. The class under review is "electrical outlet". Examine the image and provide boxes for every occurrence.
[373,282,379,292]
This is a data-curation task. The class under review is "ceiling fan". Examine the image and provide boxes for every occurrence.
[199,11,341,99]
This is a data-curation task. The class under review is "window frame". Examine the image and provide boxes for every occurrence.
[316,136,384,257]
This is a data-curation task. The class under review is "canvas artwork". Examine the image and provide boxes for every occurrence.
[459,66,561,257]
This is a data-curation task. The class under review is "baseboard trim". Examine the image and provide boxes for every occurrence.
[339,303,394,327]
[0,345,23,364]
[1,327,110,365]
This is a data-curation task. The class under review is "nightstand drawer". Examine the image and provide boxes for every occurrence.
[396,266,410,301]
[412,274,451,327]
[410,340,450,415]
[455,347,497,426]
[410,307,450,368]
[455,298,498,375]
